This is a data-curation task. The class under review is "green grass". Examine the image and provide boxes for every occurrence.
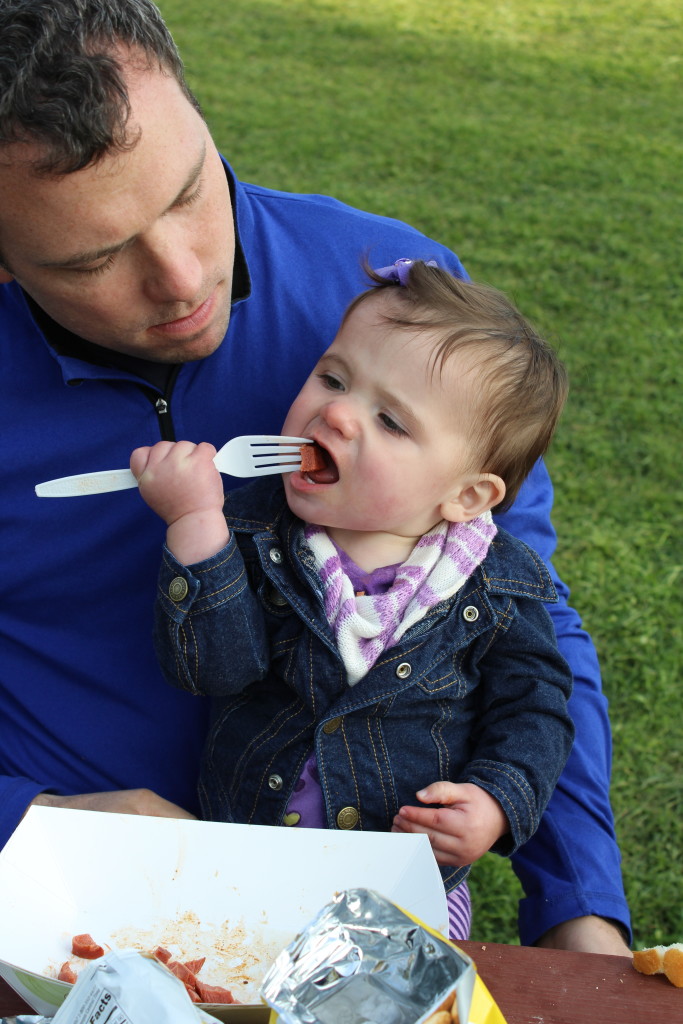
[158,0,682,946]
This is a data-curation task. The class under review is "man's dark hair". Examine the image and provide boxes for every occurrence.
[0,0,200,175]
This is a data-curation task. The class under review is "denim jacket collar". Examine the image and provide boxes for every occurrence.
[223,476,559,619]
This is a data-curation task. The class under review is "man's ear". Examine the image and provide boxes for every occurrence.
[440,474,506,523]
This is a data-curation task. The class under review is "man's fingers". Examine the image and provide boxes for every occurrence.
[32,788,197,820]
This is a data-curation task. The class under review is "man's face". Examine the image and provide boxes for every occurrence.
[0,56,234,362]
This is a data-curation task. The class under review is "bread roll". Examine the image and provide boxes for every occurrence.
[633,943,683,987]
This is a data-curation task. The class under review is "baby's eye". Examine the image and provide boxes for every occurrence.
[317,372,345,392]
[379,412,407,437]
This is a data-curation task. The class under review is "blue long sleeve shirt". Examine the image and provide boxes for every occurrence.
[0,158,630,943]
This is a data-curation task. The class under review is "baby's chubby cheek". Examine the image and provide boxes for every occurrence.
[354,489,406,525]
[281,402,306,437]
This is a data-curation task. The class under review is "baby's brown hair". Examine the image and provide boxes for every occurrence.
[346,260,568,512]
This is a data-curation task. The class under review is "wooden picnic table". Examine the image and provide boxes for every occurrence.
[1,941,679,1021]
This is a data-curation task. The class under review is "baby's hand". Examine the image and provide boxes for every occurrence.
[131,441,229,564]
[391,781,509,867]
[131,441,223,524]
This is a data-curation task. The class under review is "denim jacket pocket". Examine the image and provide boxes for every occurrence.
[412,587,495,697]
[416,655,465,696]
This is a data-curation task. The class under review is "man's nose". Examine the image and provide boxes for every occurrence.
[140,225,203,304]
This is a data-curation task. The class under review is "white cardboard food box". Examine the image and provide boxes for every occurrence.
[0,806,447,1021]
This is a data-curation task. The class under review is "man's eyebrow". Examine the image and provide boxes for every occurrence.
[39,142,207,270]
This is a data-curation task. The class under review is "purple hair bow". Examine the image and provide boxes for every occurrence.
[375,257,439,286]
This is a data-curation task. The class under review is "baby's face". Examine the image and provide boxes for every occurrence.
[282,291,483,540]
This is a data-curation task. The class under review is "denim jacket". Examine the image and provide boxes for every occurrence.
[155,478,574,892]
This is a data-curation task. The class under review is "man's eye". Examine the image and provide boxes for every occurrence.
[175,181,204,208]
[379,413,407,436]
[74,254,117,276]
[317,373,345,391]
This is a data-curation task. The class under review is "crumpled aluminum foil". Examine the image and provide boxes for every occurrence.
[260,888,475,1024]
[0,1017,50,1023]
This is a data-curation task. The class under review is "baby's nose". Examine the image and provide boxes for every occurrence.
[321,398,361,439]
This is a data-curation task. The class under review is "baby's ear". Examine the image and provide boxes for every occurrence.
[440,474,506,523]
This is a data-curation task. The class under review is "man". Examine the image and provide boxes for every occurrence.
[0,0,629,953]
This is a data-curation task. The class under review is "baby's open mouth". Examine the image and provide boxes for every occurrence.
[301,442,339,484]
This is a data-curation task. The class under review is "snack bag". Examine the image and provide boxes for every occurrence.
[260,888,506,1024]
[49,949,222,1024]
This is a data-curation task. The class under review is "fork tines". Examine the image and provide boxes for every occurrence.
[250,442,306,473]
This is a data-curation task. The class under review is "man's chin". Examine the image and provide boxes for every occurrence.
[132,313,230,363]
[159,330,226,363]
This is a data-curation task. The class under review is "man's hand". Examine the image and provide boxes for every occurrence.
[391,781,508,866]
[536,915,632,957]
[30,789,197,820]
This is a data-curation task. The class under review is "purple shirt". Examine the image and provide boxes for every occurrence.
[283,545,472,941]
[285,547,401,829]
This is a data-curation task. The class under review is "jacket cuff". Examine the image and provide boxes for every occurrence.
[156,536,244,622]
[464,759,539,855]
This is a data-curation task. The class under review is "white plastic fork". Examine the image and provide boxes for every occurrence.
[35,435,314,497]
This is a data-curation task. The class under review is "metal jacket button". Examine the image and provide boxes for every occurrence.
[266,583,289,607]
[337,806,359,829]
[323,717,342,734]
[269,548,283,564]
[463,605,479,622]
[268,774,283,791]
[396,662,412,679]
[168,577,189,602]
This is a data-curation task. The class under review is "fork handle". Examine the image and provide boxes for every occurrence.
[35,469,138,497]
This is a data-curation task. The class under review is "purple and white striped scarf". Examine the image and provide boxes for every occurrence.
[304,514,497,685]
